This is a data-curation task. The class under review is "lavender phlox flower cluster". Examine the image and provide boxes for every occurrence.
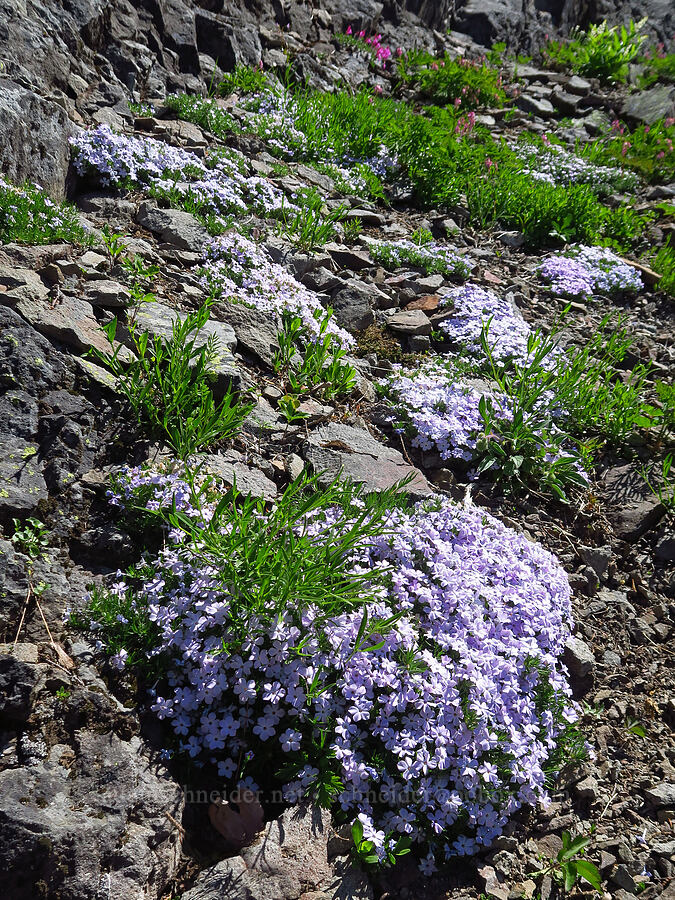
[70,125,288,217]
[381,359,586,479]
[200,232,354,346]
[538,245,643,297]
[107,466,210,521]
[99,468,576,867]
[439,283,532,362]
[381,360,510,461]
[369,239,472,279]
[513,143,639,192]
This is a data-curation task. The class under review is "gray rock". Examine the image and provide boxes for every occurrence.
[611,864,636,892]
[566,75,592,95]
[655,534,675,562]
[563,635,595,697]
[386,308,432,336]
[344,208,386,227]
[0,390,39,440]
[84,279,131,308]
[602,650,622,667]
[195,10,263,69]
[582,109,611,136]
[330,281,375,332]
[77,193,138,220]
[133,301,239,395]
[202,454,277,500]
[602,464,665,540]
[295,164,336,194]
[574,775,599,803]
[214,300,278,369]
[579,545,612,581]
[643,782,675,807]
[0,649,42,721]
[0,266,50,305]
[0,81,73,198]
[322,0,383,34]
[79,249,108,271]
[551,90,583,115]
[157,0,200,73]
[0,306,71,396]
[136,203,211,252]
[477,865,510,900]
[0,434,47,521]
[244,397,283,436]
[304,422,432,498]
[0,725,183,899]
[623,84,675,126]
[517,94,555,117]
[183,804,369,900]
[328,245,373,272]
[12,292,124,357]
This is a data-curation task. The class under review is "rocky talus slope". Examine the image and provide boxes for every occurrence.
[0,2,674,900]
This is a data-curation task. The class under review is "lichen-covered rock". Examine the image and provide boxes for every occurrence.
[0,679,184,899]
[0,81,73,198]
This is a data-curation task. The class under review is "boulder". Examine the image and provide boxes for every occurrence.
[0,81,73,198]
[156,0,200,73]
[0,306,72,395]
[623,84,675,126]
[0,721,184,899]
[136,203,211,253]
[602,463,665,541]
[195,11,263,69]
[213,300,279,369]
[183,804,371,900]
[201,453,277,500]
[563,635,595,698]
[304,422,432,498]
[10,292,126,357]
[386,308,432,336]
[330,281,376,332]
[0,434,48,521]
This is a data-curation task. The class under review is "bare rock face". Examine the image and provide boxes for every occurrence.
[0,81,74,199]
[0,648,184,900]
[183,804,372,900]
[304,422,432,498]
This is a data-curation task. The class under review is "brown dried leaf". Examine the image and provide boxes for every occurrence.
[209,794,264,850]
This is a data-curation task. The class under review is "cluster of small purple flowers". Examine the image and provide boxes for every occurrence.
[438,283,531,361]
[514,142,638,192]
[200,232,354,346]
[369,239,472,279]
[538,245,643,297]
[98,467,575,870]
[70,124,287,217]
[381,361,510,461]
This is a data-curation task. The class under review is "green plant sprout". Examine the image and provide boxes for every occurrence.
[529,830,603,893]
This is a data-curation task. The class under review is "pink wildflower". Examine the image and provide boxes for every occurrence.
[346,25,352,35]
